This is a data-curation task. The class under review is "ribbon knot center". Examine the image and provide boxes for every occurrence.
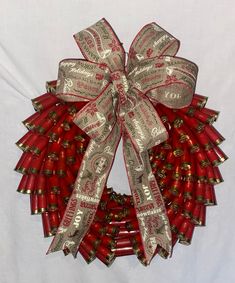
[110,70,129,105]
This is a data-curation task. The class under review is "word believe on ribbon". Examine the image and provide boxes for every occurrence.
[47,18,198,265]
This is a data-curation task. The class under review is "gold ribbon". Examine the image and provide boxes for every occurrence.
[47,18,198,265]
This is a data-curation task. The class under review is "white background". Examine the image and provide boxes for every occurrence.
[1,1,235,282]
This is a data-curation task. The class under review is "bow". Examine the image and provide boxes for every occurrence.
[47,18,198,265]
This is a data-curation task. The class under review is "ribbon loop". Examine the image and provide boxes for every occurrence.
[127,22,180,71]
[56,59,110,102]
[128,56,198,108]
[48,19,199,265]
[74,18,125,72]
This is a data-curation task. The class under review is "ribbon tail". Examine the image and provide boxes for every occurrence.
[47,124,121,257]
[123,132,172,265]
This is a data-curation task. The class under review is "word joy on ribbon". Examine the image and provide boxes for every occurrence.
[47,18,198,265]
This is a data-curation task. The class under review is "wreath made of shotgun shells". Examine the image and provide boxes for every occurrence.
[15,19,226,266]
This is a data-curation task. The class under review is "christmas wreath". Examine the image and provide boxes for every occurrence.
[15,19,226,266]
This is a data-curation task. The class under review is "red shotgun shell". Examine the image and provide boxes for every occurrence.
[47,193,58,211]
[180,147,191,171]
[24,174,36,193]
[95,209,109,222]
[65,144,76,164]
[206,165,217,184]
[170,179,181,196]
[198,205,206,226]
[56,150,66,177]
[16,131,36,151]
[59,178,71,203]
[171,213,185,234]
[193,109,216,124]
[22,133,40,152]
[123,207,136,219]
[64,169,75,189]
[62,113,75,131]
[47,141,61,160]
[35,174,46,194]
[32,93,50,103]
[113,246,134,257]
[62,125,77,148]
[28,150,46,174]
[78,245,96,264]
[115,238,132,249]
[42,158,55,176]
[206,148,220,166]
[201,108,219,123]
[213,146,228,165]
[196,150,210,168]
[15,152,33,174]
[179,221,195,245]
[192,204,206,226]
[191,94,208,109]
[183,200,195,218]
[196,131,213,151]
[196,162,207,182]
[83,232,101,248]
[48,116,65,141]
[167,207,177,223]
[122,194,133,207]
[48,105,67,122]
[195,182,205,203]
[204,184,217,206]
[171,192,184,211]
[158,175,171,190]
[106,199,122,210]
[37,193,47,213]
[49,211,60,234]
[105,224,120,237]
[70,157,82,176]
[79,240,97,262]
[22,111,41,130]
[31,136,49,155]
[17,175,29,193]
[178,220,191,240]
[96,245,116,267]
[126,219,139,231]
[162,188,174,203]
[30,107,52,129]
[183,180,194,200]
[130,233,142,246]
[76,140,86,154]
[117,226,139,239]
[90,222,106,236]
[186,136,200,153]
[100,235,116,249]
[48,175,60,194]
[36,118,54,135]
[204,125,225,145]
[30,193,39,214]
[32,93,59,111]
[213,166,224,184]
[165,151,175,170]
[181,114,204,133]
[41,212,53,237]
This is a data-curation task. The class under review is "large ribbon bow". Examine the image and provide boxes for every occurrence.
[48,18,198,265]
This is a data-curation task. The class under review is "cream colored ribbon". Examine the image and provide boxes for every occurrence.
[47,18,198,265]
